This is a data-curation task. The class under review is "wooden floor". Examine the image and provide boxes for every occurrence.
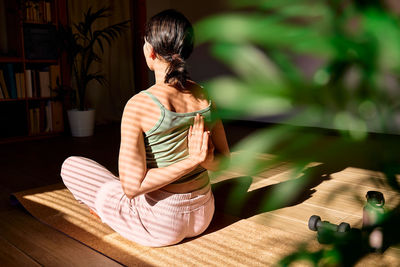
[1,121,400,265]
[0,121,259,266]
[0,123,124,266]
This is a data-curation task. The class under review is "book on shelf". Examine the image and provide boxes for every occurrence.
[39,70,50,97]
[0,70,9,99]
[31,70,38,97]
[0,83,4,99]
[25,69,33,98]
[0,67,29,99]
[15,73,21,98]
[49,64,60,91]
[25,65,58,98]
[15,72,27,99]
[24,0,52,24]
[29,100,64,135]
[19,72,26,98]
[29,107,40,135]
[3,64,17,99]
[45,100,52,132]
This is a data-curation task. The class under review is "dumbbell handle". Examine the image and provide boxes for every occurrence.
[317,221,338,232]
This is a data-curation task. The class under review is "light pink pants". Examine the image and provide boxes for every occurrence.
[60,156,215,247]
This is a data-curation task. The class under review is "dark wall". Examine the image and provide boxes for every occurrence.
[145,0,231,85]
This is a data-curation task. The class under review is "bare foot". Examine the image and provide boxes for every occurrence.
[89,208,101,220]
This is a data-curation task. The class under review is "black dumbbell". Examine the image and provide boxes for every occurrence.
[308,215,351,244]
[309,215,351,232]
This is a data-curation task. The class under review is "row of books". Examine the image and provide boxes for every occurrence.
[29,100,64,135]
[24,0,53,24]
[0,64,60,99]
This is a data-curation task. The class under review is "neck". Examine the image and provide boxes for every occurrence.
[153,60,170,85]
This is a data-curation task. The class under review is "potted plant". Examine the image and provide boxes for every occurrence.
[58,6,129,137]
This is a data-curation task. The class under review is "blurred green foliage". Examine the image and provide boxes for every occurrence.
[195,0,400,265]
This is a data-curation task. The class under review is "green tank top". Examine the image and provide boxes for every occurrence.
[142,90,212,184]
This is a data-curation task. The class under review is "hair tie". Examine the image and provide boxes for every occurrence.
[171,54,181,61]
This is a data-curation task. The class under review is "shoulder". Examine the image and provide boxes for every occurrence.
[188,81,216,109]
[122,89,162,133]
[186,80,210,102]
[124,91,152,113]
[121,92,149,125]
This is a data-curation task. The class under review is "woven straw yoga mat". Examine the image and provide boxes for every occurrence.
[12,183,314,266]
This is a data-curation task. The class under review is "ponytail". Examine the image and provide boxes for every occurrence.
[165,54,189,89]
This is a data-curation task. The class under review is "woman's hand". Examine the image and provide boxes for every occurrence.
[187,114,210,165]
[200,133,215,169]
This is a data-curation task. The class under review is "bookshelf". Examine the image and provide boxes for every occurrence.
[0,0,68,143]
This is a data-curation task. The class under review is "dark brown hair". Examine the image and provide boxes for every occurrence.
[145,9,194,89]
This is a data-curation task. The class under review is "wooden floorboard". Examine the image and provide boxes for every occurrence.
[0,209,123,267]
[0,235,41,267]
[255,168,400,222]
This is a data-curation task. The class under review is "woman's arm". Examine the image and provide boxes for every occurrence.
[119,99,210,198]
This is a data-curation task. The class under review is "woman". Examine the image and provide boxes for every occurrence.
[61,9,230,247]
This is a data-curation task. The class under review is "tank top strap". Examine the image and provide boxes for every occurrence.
[142,90,165,109]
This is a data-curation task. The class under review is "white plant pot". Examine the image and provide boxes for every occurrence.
[67,109,96,137]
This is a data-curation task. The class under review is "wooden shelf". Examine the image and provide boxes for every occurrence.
[25,59,58,64]
[0,131,65,144]
[0,57,24,63]
[0,98,27,102]
[23,21,56,26]
[27,97,58,101]
[0,0,68,143]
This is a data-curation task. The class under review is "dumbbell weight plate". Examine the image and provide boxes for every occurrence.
[338,222,350,232]
[308,215,321,231]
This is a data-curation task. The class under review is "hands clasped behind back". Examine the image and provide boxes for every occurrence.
[187,114,212,165]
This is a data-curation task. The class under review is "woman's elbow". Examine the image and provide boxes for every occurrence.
[123,189,135,199]
[120,174,141,199]
[121,183,139,199]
